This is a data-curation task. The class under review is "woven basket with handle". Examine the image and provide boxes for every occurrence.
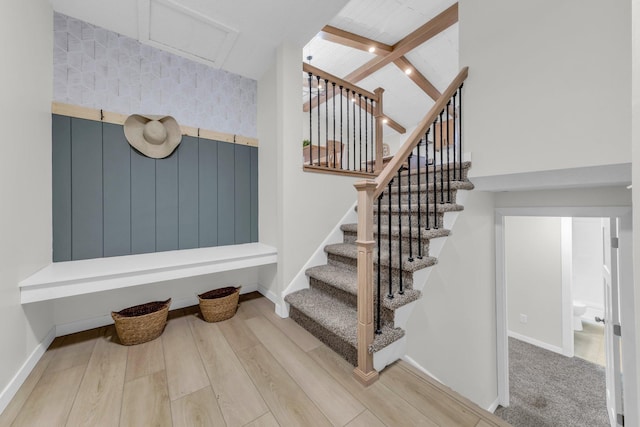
[198,286,240,322]
[111,299,171,345]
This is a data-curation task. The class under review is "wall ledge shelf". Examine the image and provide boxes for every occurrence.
[20,243,277,304]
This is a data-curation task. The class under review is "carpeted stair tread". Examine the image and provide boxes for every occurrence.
[306,264,422,310]
[387,180,475,194]
[325,243,437,272]
[374,203,464,214]
[340,223,450,240]
[285,288,405,353]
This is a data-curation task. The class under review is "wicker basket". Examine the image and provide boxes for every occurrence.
[198,286,240,322]
[111,299,171,345]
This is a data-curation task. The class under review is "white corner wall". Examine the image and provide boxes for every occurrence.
[405,190,497,409]
[257,43,366,306]
[0,0,55,411]
[460,0,631,178]
[632,0,640,424]
[504,217,563,349]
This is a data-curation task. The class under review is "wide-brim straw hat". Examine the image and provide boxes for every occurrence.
[124,114,182,159]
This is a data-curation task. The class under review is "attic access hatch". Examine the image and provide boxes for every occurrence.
[138,0,239,68]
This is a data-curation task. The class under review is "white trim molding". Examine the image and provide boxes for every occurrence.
[0,327,56,415]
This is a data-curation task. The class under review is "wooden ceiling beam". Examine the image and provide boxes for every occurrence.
[381,115,406,134]
[344,3,458,84]
[393,56,441,101]
[319,25,393,54]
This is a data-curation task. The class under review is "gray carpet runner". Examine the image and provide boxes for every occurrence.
[285,162,473,366]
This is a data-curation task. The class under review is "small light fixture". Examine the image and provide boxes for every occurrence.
[405,68,412,75]
[627,184,633,189]
[351,98,356,102]
[383,118,389,124]
[368,46,375,53]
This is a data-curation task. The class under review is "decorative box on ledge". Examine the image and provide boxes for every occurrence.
[19,243,277,304]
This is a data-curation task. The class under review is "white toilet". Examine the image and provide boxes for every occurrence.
[573,301,587,331]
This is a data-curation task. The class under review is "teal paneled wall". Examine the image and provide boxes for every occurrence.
[52,114,258,262]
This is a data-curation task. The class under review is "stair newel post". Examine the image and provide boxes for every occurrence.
[353,180,379,386]
[374,88,385,173]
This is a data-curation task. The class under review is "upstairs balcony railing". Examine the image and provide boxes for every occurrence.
[303,63,385,177]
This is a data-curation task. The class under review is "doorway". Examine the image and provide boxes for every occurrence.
[495,207,637,427]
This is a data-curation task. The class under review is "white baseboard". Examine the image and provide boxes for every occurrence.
[0,326,56,415]
[487,396,500,413]
[257,285,288,318]
[508,331,565,356]
[401,355,444,384]
[56,284,260,337]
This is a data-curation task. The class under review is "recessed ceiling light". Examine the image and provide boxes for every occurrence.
[627,184,633,189]
[383,118,389,124]
[405,68,412,75]
[368,47,375,53]
[351,98,356,102]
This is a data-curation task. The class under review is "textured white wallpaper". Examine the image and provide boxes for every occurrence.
[53,12,257,138]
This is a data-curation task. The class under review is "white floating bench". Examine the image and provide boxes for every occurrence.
[20,243,277,304]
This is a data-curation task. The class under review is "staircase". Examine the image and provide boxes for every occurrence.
[285,161,473,368]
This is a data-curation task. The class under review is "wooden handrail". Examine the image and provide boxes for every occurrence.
[303,63,379,102]
[351,66,469,385]
[373,66,468,198]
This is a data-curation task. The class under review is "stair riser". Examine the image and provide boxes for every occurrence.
[327,253,416,295]
[398,168,468,185]
[381,190,459,205]
[309,277,395,326]
[343,231,430,257]
[289,307,358,366]
[375,212,445,228]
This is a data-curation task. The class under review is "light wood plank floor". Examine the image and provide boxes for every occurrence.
[0,293,510,427]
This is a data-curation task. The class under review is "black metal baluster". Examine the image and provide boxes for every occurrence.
[340,86,344,170]
[446,100,451,202]
[346,88,350,170]
[425,129,430,231]
[376,194,382,334]
[387,180,393,299]
[365,97,368,172]
[407,152,414,262]
[452,91,458,180]
[417,136,423,258]
[308,72,313,165]
[397,169,404,295]
[332,82,336,168]
[459,84,463,179]
[371,99,374,172]
[433,120,438,229]
[439,111,444,204]
[352,91,356,171]
[358,94,362,171]
[325,79,329,167]
[317,76,321,166]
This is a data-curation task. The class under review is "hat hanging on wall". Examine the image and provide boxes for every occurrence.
[123,114,182,159]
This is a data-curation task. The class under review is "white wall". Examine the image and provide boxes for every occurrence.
[572,218,605,315]
[504,217,564,349]
[257,43,366,306]
[405,191,497,409]
[460,0,631,179]
[632,0,640,424]
[0,0,55,410]
[495,186,632,209]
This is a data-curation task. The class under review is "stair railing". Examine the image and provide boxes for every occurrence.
[303,62,385,177]
[352,67,469,385]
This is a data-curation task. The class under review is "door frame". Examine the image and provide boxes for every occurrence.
[495,206,637,427]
